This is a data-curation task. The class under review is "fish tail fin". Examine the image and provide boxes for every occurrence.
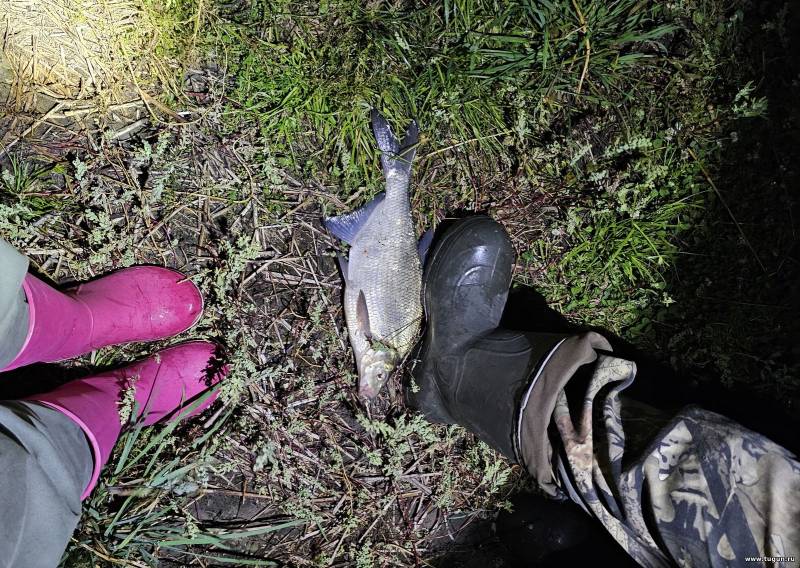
[371,109,418,178]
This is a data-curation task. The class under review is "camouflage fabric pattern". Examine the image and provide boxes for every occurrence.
[548,354,800,567]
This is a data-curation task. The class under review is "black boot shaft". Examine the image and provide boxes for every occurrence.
[447,329,568,459]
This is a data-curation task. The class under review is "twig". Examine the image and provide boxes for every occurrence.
[688,148,766,272]
[423,131,510,160]
[572,0,591,95]
[72,541,148,567]
[0,101,64,159]
[357,496,397,544]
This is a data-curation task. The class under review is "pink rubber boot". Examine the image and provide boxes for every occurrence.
[28,341,226,499]
[1,267,203,372]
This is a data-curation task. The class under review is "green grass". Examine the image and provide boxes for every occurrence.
[145,0,737,336]
[144,0,681,187]
[241,1,677,188]
[0,0,776,565]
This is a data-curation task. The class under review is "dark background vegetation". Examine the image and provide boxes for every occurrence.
[648,0,800,453]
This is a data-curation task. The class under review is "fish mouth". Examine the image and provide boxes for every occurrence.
[358,383,378,399]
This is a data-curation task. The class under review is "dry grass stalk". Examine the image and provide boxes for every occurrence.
[0,0,145,107]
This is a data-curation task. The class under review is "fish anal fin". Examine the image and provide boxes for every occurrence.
[336,254,349,281]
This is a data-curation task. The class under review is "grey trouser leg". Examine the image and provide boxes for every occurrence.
[0,238,30,368]
[0,401,92,568]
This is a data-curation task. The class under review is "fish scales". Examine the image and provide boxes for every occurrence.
[345,179,422,352]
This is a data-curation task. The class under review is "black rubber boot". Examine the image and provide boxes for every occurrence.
[408,216,567,460]
[495,493,637,566]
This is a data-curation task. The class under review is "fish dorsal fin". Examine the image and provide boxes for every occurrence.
[417,228,434,266]
[371,109,418,178]
[336,253,349,281]
[324,192,385,245]
[356,290,372,339]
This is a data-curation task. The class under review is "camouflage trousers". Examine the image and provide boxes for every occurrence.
[518,332,800,568]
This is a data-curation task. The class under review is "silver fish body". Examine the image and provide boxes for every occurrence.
[325,111,422,398]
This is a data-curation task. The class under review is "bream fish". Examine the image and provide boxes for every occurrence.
[325,110,424,398]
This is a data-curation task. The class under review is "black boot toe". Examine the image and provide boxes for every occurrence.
[423,216,515,349]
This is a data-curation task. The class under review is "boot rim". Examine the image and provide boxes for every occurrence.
[35,399,102,500]
[0,275,46,372]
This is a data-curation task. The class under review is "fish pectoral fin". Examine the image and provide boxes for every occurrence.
[324,192,385,245]
[355,290,373,340]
